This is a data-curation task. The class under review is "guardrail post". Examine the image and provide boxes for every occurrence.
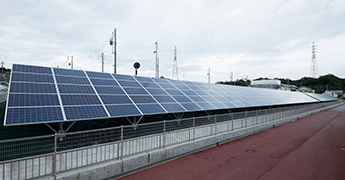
[163,120,166,148]
[245,111,247,128]
[256,110,258,126]
[214,115,217,135]
[193,117,195,140]
[120,125,124,159]
[53,133,57,180]
[265,109,268,123]
[231,113,234,131]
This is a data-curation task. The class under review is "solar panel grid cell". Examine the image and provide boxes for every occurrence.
[13,64,52,74]
[55,76,90,85]
[64,106,108,120]
[5,107,63,124]
[10,82,57,93]
[86,71,113,79]
[106,104,141,116]
[8,94,60,107]
[54,68,85,77]
[58,84,95,94]
[100,95,132,104]
[11,73,54,83]
[89,78,119,86]
[60,95,101,105]
[94,86,125,95]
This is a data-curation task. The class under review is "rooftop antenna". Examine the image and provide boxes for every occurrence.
[172,46,179,80]
[309,42,319,78]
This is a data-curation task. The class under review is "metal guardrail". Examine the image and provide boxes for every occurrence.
[0,101,341,179]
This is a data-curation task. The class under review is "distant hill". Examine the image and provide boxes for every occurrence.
[217,74,345,94]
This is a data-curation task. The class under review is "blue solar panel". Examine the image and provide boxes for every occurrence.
[157,83,176,89]
[197,102,216,109]
[10,82,57,93]
[8,94,60,107]
[12,64,52,74]
[5,107,63,124]
[188,96,206,102]
[55,76,90,85]
[165,89,184,95]
[54,68,85,77]
[11,73,54,83]
[130,95,156,103]
[124,87,149,95]
[135,78,161,89]
[117,80,142,87]
[106,104,141,117]
[64,106,108,120]
[161,103,186,112]
[180,103,202,111]
[146,88,168,95]
[113,74,135,81]
[153,95,176,103]
[60,95,101,105]
[173,96,193,103]
[136,104,166,114]
[86,71,113,79]
[90,78,119,86]
[180,90,198,96]
[58,84,95,94]
[100,95,132,104]
[94,86,125,95]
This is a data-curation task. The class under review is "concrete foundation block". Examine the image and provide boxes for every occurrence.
[57,159,122,180]
[148,149,165,163]
[122,153,149,172]
[165,142,194,158]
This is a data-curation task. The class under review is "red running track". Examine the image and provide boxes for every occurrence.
[116,105,345,180]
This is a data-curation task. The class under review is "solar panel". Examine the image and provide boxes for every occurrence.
[4,64,337,126]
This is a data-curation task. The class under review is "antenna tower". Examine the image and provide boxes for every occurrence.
[172,46,179,80]
[309,42,319,78]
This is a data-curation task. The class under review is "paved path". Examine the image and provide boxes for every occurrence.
[116,105,345,180]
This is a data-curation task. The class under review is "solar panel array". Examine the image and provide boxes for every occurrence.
[4,64,336,125]
[304,92,339,102]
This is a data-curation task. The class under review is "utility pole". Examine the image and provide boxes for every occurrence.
[101,53,104,73]
[112,28,117,74]
[154,42,159,78]
[207,68,210,84]
[172,46,179,80]
[309,42,319,78]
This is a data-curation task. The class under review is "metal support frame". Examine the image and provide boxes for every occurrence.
[126,115,144,130]
[173,112,184,124]
[45,123,57,133]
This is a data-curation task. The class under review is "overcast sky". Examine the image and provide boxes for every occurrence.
[1,0,345,83]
